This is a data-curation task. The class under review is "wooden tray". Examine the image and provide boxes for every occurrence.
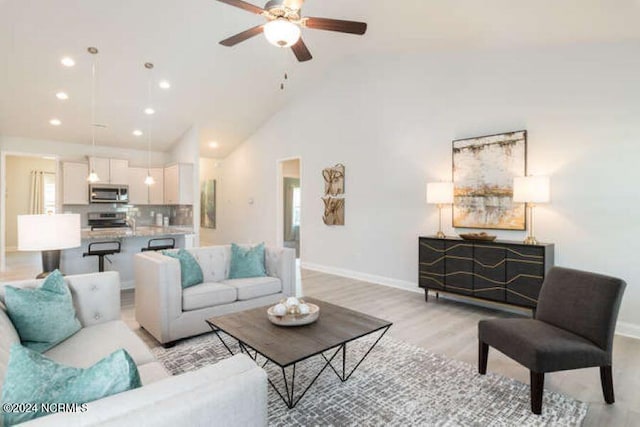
[459,233,497,241]
[267,303,320,326]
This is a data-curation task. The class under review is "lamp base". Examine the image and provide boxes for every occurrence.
[523,236,538,245]
[38,250,61,279]
[435,231,446,239]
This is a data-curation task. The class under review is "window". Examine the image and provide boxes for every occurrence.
[292,187,301,227]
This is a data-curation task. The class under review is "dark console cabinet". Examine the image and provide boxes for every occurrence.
[419,237,554,310]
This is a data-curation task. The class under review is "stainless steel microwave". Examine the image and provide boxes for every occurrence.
[89,184,129,204]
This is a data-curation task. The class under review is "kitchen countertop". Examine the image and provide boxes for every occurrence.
[81,226,194,240]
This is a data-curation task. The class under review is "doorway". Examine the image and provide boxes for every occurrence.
[278,158,301,259]
[1,153,59,274]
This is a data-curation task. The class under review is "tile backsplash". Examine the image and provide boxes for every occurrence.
[63,204,194,228]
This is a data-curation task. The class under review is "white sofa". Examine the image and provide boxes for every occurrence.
[0,272,267,427]
[134,245,296,345]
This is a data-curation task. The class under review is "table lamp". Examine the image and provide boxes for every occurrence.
[18,214,81,278]
[426,182,454,239]
[513,176,550,245]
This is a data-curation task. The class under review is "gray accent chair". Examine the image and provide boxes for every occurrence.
[478,266,626,414]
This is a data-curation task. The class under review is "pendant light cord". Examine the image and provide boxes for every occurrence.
[91,53,97,158]
[146,64,153,175]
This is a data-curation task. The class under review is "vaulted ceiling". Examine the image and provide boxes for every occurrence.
[1,0,639,157]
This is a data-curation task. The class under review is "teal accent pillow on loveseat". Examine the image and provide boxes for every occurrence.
[229,243,267,279]
[162,249,204,288]
[1,344,141,426]
[4,270,81,353]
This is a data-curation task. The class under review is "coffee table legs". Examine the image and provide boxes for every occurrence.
[209,325,391,409]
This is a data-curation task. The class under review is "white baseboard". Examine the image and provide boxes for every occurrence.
[615,321,640,340]
[301,262,422,294]
[300,261,640,340]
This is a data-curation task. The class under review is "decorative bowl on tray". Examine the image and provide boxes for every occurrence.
[268,297,320,327]
[459,232,497,241]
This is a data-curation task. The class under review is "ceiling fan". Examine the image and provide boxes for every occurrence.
[216,0,367,62]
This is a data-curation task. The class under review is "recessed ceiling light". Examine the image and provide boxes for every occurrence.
[158,80,171,90]
[56,92,69,100]
[61,57,75,67]
[49,118,61,126]
[209,141,219,149]
[144,107,155,115]
[133,130,143,137]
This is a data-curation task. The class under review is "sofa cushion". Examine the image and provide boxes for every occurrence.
[1,344,141,426]
[44,320,155,368]
[182,283,237,311]
[221,277,282,301]
[162,249,204,288]
[0,306,20,399]
[187,246,229,283]
[4,270,81,353]
[229,243,267,279]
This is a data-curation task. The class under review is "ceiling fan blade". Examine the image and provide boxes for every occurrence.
[219,25,264,47]
[216,0,265,15]
[304,17,367,35]
[291,38,312,62]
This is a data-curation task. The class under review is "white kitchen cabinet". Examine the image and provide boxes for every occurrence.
[109,159,129,185]
[148,168,164,205]
[164,163,194,205]
[62,162,89,205]
[89,157,129,184]
[127,167,149,205]
[89,157,110,184]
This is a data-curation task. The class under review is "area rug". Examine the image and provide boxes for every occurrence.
[152,333,588,426]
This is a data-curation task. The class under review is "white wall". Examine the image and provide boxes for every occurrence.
[199,157,223,246]
[4,156,56,249]
[215,41,640,334]
[0,136,168,166]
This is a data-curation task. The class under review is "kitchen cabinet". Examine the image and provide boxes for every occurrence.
[89,157,129,185]
[127,168,149,205]
[148,168,164,205]
[127,167,165,205]
[62,162,89,205]
[164,163,194,205]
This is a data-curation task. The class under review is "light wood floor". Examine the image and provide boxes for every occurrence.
[3,253,639,426]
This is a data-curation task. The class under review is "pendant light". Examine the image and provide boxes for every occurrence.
[87,47,101,183]
[144,62,155,186]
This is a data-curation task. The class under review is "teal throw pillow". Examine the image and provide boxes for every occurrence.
[162,249,204,288]
[229,243,267,279]
[4,270,81,353]
[1,344,141,426]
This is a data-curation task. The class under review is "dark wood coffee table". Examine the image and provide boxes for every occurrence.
[206,297,392,409]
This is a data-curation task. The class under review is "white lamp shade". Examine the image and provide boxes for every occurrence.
[18,214,81,251]
[264,19,301,48]
[426,182,454,204]
[513,176,550,203]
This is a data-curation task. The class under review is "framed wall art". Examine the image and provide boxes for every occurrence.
[452,130,526,230]
[200,179,216,229]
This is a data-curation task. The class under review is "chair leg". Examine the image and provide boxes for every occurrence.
[530,371,544,415]
[600,365,615,404]
[478,341,488,375]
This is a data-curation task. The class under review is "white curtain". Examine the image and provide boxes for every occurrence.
[29,171,45,214]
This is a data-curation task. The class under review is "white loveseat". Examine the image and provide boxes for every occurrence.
[0,272,267,427]
[134,245,296,345]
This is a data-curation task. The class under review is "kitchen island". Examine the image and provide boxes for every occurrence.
[61,226,195,289]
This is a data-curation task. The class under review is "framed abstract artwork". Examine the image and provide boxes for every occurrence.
[200,179,216,229]
[452,130,527,230]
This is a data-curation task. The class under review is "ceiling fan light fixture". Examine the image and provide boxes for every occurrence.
[264,19,301,48]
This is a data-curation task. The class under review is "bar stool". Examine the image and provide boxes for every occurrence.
[141,238,176,252]
[83,241,121,273]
